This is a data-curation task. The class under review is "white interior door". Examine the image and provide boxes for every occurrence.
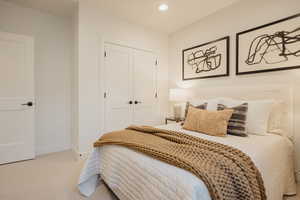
[132,49,158,126]
[104,44,133,132]
[0,31,35,164]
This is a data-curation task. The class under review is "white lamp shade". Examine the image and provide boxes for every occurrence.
[169,88,188,102]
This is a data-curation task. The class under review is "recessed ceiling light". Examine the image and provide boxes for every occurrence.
[158,4,169,12]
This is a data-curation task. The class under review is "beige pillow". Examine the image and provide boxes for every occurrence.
[183,106,233,137]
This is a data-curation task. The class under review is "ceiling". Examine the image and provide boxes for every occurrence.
[4,0,242,34]
[98,0,242,34]
[4,0,77,18]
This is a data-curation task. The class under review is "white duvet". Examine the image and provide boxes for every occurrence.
[78,123,297,200]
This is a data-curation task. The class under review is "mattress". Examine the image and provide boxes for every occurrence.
[78,123,297,200]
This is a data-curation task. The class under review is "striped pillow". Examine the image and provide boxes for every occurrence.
[217,103,248,137]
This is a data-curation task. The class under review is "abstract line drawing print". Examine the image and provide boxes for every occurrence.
[187,46,222,73]
[246,27,300,65]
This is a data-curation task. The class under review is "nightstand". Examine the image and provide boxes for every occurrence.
[165,117,184,125]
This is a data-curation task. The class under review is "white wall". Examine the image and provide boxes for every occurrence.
[169,0,300,175]
[0,0,73,155]
[76,0,169,154]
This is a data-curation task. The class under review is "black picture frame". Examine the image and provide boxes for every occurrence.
[182,36,230,81]
[236,13,300,75]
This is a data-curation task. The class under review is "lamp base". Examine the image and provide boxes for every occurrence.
[173,104,182,120]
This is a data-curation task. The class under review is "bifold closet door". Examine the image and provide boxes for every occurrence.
[132,50,157,126]
[104,43,158,132]
[104,44,133,132]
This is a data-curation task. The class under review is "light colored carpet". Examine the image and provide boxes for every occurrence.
[0,150,117,200]
[0,150,298,200]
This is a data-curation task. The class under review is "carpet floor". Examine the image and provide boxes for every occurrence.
[0,150,298,200]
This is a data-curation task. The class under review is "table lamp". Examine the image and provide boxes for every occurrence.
[169,88,188,120]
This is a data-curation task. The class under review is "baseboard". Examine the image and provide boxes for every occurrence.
[36,143,71,156]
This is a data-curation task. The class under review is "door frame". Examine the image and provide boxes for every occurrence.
[100,39,159,133]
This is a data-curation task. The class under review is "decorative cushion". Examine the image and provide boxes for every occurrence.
[218,103,248,137]
[183,106,233,137]
[184,102,207,119]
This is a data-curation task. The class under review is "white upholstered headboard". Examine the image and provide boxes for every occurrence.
[185,85,294,140]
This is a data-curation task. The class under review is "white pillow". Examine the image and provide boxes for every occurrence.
[267,101,285,135]
[221,98,274,135]
[189,98,221,111]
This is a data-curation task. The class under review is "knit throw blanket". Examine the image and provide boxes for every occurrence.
[94,126,266,200]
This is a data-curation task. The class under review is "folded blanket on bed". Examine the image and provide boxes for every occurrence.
[94,125,266,200]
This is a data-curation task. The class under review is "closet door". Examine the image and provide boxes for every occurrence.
[132,49,157,126]
[104,44,133,132]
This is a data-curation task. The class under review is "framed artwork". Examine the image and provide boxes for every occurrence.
[182,36,230,80]
[236,13,300,75]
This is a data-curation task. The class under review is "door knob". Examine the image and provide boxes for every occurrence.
[129,101,133,104]
[21,102,34,107]
[134,101,142,104]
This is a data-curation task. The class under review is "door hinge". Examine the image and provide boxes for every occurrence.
[155,60,158,66]
[155,92,158,98]
[104,51,107,57]
[104,92,107,98]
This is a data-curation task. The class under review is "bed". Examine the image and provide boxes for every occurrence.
[78,85,297,200]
